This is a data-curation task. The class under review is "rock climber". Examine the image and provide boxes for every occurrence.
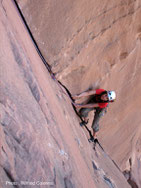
[72,89,116,139]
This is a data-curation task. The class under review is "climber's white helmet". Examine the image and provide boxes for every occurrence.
[107,91,116,101]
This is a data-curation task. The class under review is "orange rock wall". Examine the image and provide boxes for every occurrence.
[6,0,141,187]
[0,1,131,188]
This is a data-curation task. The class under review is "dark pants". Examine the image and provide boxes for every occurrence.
[79,107,105,132]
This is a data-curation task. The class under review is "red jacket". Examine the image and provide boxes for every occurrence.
[96,89,108,108]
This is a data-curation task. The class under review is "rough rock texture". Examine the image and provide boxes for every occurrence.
[0,1,131,188]
[16,0,141,187]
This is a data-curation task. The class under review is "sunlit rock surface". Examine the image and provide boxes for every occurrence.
[16,0,141,187]
[0,0,141,187]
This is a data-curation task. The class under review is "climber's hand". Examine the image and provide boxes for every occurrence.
[72,94,80,100]
[72,102,82,108]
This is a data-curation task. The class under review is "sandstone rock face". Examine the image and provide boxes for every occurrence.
[17,0,141,187]
[0,1,131,188]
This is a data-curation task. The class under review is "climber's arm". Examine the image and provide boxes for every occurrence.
[72,89,96,99]
[73,103,99,108]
